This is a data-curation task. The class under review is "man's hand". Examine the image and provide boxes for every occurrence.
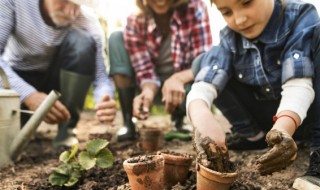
[24,92,70,124]
[256,129,297,175]
[133,83,158,120]
[95,95,117,125]
[162,75,185,113]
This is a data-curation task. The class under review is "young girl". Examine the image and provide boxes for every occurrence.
[187,0,320,187]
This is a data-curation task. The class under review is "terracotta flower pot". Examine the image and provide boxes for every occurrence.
[160,151,193,189]
[139,128,163,152]
[197,163,238,190]
[123,155,165,190]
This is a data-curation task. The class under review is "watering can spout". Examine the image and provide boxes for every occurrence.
[0,65,61,168]
[9,90,60,160]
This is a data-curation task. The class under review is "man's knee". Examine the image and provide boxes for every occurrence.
[64,29,96,55]
[61,29,96,75]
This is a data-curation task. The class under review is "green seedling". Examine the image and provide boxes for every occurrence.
[49,139,113,187]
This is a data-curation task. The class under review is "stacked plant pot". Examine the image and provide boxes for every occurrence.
[123,155,165,190]
[139,128,163,152]
[159,151,193,189]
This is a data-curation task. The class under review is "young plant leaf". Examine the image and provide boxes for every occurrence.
[79,151,96,170]
[53,164,71,175]
[49,173,69,186]
[96,149,113,168]
[69,144,79,159]
[59,144,78,164]
[59,151,71,164]
[70,161,83,170]
[64,177,79,187]
[86,139,108,156]
[64,170,82,187]
[49,139,113,188]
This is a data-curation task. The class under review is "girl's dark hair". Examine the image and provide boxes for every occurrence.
[136,0,189,15]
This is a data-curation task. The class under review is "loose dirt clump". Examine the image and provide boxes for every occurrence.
[199,137,235,173]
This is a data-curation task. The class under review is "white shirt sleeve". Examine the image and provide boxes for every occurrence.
[186,81,218,119]
[277,78,314,124]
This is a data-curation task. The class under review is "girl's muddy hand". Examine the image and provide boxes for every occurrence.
[256,129,297,175]
[194,129,231,172]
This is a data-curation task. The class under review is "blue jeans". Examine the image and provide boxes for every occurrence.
[14,29,96,93]
[214,78,314,143]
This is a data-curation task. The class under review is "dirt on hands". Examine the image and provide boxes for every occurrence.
[256,129,297,175]
[194,130,235,173]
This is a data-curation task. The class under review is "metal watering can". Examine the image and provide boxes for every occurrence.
[0,66,60,168]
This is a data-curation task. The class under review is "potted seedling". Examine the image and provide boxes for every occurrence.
[49,139,113,187]
[123,154,165,190]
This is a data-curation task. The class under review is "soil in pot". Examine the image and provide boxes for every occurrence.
[139,128,163,152]
[159,150,194,189]
[196,137,238,190]
[123,155,165,190]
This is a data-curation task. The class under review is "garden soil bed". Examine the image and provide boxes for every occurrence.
[0,111,311,190]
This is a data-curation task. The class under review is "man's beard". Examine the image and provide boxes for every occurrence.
[50,11,77,27]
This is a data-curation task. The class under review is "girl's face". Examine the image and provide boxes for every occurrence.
[147,0,173,14]
[213,0,274,39]
[45,0,81,27]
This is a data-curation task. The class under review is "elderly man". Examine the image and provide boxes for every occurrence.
[0,0,117,147]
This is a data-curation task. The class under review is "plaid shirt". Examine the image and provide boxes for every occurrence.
[124,0,212,85]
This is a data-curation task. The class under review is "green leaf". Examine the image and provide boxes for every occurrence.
[69,144,79,159]
[86,139,109,156]
[53,164,71,175]
[70,169,82,179]
[96,149,113,169]
[49,173,69,186]
[59,144,78,164]
[70,161,83,170]
[64,170,82,187]
[59,151,70,164]
[79,151,96,170]
[64,177,79,187]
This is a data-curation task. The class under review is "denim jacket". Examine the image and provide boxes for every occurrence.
[196,0,320,100]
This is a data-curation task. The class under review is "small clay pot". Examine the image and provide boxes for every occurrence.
[160,151,193,189]
[139,128,163,152]
[196,163,238,190]
[123,155,165,190]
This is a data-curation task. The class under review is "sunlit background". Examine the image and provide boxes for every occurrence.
[83,0,320,109]
[95,0,320,45]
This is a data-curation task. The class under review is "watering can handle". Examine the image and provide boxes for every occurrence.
[0,66,10,89]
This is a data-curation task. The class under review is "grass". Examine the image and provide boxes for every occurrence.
[84,86,167,115]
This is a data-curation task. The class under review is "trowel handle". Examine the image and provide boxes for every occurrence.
[0,66,10,89]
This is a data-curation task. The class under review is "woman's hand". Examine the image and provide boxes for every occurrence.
[133,82,158,120]
[162,74,186,113]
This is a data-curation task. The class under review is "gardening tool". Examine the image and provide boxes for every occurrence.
[0,66,60,168]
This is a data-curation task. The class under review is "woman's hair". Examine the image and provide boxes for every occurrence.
[136,0,189,14]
